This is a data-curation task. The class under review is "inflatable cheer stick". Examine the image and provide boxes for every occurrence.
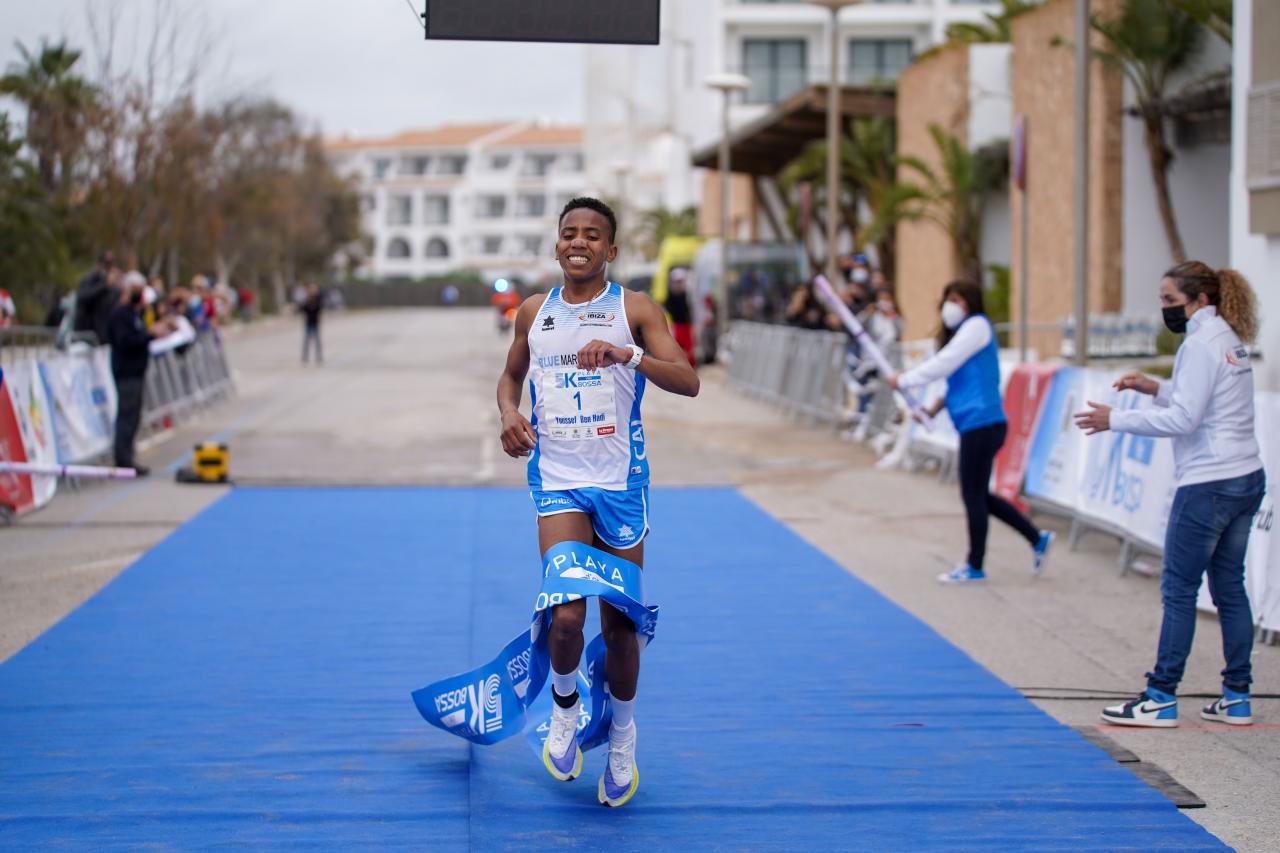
[0,462,139,480]
[812,274,930,425]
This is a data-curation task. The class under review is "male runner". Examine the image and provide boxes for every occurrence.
[496,197,699,807]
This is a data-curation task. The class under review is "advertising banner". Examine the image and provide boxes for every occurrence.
[2,360,58,508]
[1073,369,1178,549]
[1023,367,1084,508]
[0,369,35,515]
[39,351,116,463]
[993,363,1060,509]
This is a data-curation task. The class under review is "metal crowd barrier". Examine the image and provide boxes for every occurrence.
[725,321,848,425]
[0,325,60,366]
[140,334,235,441]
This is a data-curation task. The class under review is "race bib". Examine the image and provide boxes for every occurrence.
[541,369,617,440]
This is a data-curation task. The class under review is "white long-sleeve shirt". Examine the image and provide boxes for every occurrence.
[897,314,992,389]
[1110,306,1261,486]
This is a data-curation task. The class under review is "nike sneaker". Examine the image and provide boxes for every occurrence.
[1032,531,1054,575]
[937,564,986,584]
[598,722,639,807]
[1101,689,1178,728]
[542,699,583,781]
[1201,689,1252,726]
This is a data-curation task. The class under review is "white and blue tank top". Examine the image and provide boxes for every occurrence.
[526,282,648,491]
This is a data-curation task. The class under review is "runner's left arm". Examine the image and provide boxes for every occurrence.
[577,292,699,397]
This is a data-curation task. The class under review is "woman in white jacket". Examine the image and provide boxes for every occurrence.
[1075,261,1263,728]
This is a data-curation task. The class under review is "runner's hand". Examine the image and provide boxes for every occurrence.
[1113,373,1158,396]
[500,410,537,457]
[577,340,630,371]
[1073,401,1112,435]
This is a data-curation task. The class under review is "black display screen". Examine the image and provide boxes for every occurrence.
[423,0,660,45]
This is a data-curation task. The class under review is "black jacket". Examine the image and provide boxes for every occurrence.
[106,303,151,379]
[75,270,117,345]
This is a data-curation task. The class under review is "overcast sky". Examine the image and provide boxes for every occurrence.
[2,0,586,137]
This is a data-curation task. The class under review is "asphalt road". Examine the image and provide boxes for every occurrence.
[3,307,1276,851]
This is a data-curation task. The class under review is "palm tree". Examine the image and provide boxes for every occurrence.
[633,206,699,260]
[0,40,97,195]
[1168,0,1231,45]
[777,116,902,280]
[868,123,1004,282]
[1088,0,1205,264]
[946,0,1045,45]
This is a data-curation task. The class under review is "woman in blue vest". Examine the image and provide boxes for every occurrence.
[890,280,1052,583]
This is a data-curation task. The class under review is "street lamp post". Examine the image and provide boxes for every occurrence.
[807,0,861,285]
[705,72,750,343]
[1073,0,1091,366]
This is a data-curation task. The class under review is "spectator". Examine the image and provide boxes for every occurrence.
[236,284,254,322]
[663,269,696,366]
[890,280,1052,584]
[44,290,69,329]
[74,252,121,345]
[785,281,827,331]
[848,254,872,288]
[0,287,15,328]
[299,281,324,364]
[106,274,175,475]
[863,288,904,359]
[141,274,164,329]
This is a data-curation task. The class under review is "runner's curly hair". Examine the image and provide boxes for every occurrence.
[1164,261,1258,343]
[559,197,617,243]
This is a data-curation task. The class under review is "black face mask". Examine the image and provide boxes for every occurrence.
[129,291,143,307]
[1162,304,1188,334]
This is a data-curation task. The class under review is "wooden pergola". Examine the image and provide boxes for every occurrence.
[691,84,896,177]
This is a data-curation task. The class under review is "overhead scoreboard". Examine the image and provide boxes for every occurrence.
[421,0,660,45]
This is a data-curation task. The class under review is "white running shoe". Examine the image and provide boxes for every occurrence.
[542,699,582,781]
[1100,690,1178,728]
[598,721,639,807]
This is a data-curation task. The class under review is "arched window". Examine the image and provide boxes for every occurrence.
[386,237,411,259]
[425,237,450,259]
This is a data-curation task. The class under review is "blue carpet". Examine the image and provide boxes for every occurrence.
[0,488,1226,850]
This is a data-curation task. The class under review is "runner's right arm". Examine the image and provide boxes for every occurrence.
[496,295,545,458]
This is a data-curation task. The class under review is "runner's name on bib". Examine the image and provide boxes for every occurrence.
[542,369,617,440]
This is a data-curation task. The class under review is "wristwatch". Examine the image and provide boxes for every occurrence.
[625,344,644,369]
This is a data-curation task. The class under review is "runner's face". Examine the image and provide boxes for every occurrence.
[556,209,616,284]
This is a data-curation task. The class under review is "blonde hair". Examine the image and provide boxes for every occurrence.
[1164,261,1259,344]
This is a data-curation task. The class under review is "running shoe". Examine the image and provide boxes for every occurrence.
[1100,689,1178,728]
[1201,689,1252,726]
[937,564,986,584]
[598,722,639,808]
[542,700,583,782]
[1032,530,1054,575]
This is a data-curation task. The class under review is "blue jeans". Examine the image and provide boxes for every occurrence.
[1147,468,1265,695]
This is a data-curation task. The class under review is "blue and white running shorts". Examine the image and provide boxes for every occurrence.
[530,486,650,550]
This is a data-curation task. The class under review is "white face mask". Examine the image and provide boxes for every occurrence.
[941,300,967,330]
[851,268,870,284]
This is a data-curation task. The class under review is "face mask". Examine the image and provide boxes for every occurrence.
[941,301,967,330]
[129,291,143,306]
[852,268,869,284]
[877,300,894,313]
[1162,304,1188,334]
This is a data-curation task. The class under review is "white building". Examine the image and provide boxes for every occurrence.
[327,122,587,284]
[582,0,999,221]
[1231,0,1279,390]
